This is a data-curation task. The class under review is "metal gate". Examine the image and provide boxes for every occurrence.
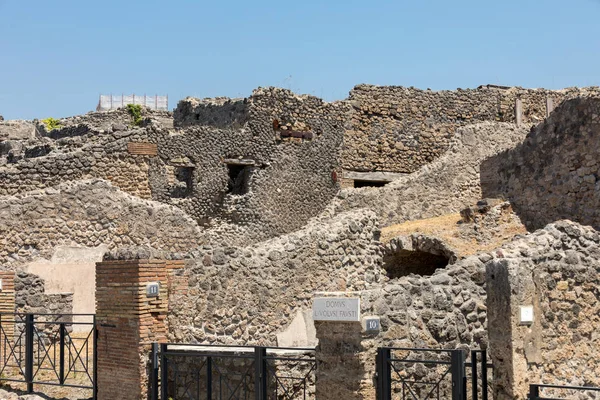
[150,343,316,400]
[376,347,492,400]
[0,313,97,398]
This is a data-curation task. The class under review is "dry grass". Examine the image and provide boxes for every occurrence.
[380,212,527,257]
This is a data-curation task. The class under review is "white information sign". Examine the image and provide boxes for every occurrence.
[313,297,360,322]
[519,305,534,325]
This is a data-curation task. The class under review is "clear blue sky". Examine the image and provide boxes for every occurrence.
[1,0,599,119]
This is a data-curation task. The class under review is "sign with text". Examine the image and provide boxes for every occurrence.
[313,297,360,322]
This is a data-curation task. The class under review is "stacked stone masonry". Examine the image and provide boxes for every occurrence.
[482,97,600,231]
[486,221,600,399]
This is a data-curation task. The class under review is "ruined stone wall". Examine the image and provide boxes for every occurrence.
[168,87,349,244]
[333,121,528,227]
[486,221,600,399]
[342,85,600,174]
[166,209,383,344]
[0,179,203,270]
[482,97,600,231]
[14,272,73,315]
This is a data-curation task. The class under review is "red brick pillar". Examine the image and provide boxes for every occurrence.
[95,259,169,400]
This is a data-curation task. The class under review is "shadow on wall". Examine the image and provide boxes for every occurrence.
[479,97,600,231]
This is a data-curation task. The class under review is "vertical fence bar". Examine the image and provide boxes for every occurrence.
[59,323,65,385]
[207,355,212,399]
[255,347,267,400]
[481,350,488,400]
[25,314,34,393]
[471,350,478,400]
[150,343,159,400]
[160,343,168,400]
[92,315,98,400]
[451,350,466,400]
[529,384,540,400]
[376,348,392,400]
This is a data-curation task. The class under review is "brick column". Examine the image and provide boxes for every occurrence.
[95,260,169,400]
[0,272,16,339]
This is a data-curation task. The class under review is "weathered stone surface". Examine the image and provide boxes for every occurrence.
[487,220,600,399]
[482,97,600,232]
[333,121,528,227]
[167,209,383,345]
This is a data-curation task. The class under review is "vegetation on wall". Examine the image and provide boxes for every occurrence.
[41,117,62,131]
[127,104,143,127]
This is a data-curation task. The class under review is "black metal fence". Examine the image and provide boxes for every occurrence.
[150,343,316,400]
[0,313,97,398]
[529,383,600,399]
[376,347,492,400]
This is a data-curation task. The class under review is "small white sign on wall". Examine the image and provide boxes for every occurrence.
[519,305,534,325]
[313,297,360,322]
[146,282,160,298]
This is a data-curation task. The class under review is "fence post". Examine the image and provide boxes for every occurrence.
[25,314,34,393]
[481,349,488,400]
[150,343,158,400]
[255,346,267,400]
[59,322,66,385]
[160,343,168,400]
[529,384,540,400]
[207,355,212,399]
[471,350,478,400]
[451,349,466,400]
[376,348,392,400]
[93,315,98,400]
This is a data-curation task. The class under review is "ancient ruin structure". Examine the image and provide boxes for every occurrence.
[1,83,600,400]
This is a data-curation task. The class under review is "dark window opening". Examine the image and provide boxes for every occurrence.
[170,166,194,198]
[226,164,252,195]
[383,249,449,279]
[354,180,388,188]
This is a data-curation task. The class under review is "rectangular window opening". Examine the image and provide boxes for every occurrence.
[353,180,388,188]
[170,166,194,198]
[227,164,252,195]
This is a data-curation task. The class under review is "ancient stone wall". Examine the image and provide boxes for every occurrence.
[486,221,600,399]
[333,121,528,227]
[342,85,600,175]
[166,87,349,244]
[0,179,202,271]
[14,272,73,315]
[482,97,600,231]
[166,209,383,344]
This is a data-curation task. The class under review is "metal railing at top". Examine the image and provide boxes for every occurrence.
[529,383,600,399]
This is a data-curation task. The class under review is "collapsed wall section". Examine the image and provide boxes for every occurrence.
[0,179,203,317]
[482,97,600,231]
[333,121,528,227]
[342,85,600,175]
[166,209,383,344]
[486,220,600,399]
[166,87,349,245]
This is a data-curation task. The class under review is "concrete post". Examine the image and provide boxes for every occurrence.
[515,98,523,127]
[546,96,554,117]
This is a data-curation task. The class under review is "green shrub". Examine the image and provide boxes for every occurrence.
[127,104,143,127]
[41,117,61,131]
